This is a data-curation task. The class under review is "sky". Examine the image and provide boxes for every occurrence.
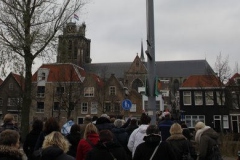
[34,0,240,74]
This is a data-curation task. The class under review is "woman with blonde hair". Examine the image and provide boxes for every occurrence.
[41,131,74,160]
[76,123,99,160]
[166,123,196,160]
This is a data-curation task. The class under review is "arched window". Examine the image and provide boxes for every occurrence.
[132,79,143,91]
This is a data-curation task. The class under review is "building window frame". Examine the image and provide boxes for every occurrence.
[194,91,203,105]
[37,102,44,113]
[91,102,98,114]
[216,91,225,105]
[205,91,214,105]
[104,102,111,112]
[109,86,116,95]
[81,102,88,114]
[183,91,191,105]
[37,86,45,97]
[84,87,94,97]
[214,115,229,129]
[185,115,205,128]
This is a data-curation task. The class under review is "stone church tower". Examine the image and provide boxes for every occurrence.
[57,22,91,67]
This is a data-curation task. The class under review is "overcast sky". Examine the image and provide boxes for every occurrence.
[72,0,240,74]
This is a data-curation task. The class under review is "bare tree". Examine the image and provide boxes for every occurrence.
[0,0,87,139]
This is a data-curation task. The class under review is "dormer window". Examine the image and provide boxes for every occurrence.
[235,77,240,86]
[38,72,46,81]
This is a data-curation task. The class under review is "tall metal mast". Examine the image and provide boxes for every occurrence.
[146,0,156,124]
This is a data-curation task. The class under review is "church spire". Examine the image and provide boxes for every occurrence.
[140,40,145,62]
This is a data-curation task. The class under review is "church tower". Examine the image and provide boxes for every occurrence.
[57,22,91,67]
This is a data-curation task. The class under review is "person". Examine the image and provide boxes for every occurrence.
[0,113,19,133]
[133,125,176,160]
[66,124,81,157]
[128,113,151,157]
[166,123,195,160]
[61,117,74,136]
[23,119,43,160]
[34,117,60,150]
[125,119,138,136]
[0,129,22,160]
[86,129,128,160]
[158,111,174,141]
[112,119,131,159]
[195,121,222,160]
[76,123,99,160]
[41,131,74,160]
[95,114,114,132]
[80,115,92,139]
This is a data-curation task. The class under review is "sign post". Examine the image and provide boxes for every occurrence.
[122,99,132,110]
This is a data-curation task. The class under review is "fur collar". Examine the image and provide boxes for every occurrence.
[0,145,22,159]
[166,133,187,141]
[195,126,211,143]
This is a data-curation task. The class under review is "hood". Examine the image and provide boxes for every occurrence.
[42,146,63,159]
[143,134,161,145]
[138,124,149,134]
[0,145,22,159]
[195,126,218,143]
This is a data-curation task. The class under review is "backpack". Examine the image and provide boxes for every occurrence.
[207,145,223,160]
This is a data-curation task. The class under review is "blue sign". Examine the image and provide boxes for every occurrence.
[122,99,132,110]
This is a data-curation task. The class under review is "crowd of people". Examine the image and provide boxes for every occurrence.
[0,112,223,160]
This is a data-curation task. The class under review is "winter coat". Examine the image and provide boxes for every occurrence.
[23,129,41,160]
[112,127,129,147]
[158,119,174,141]
[127,124,148,157]
[41,145,74,160]
[125,124,138,136]
[85,141,128,160]
[0,145,23,160]
[95,117,114,132]
[167,133,195,160]
[195,126,220,160]
[0,122,19,133]
[76,133,99,160]
[133,134,176,160]
[34,131,47,150]
[66,132,81,157]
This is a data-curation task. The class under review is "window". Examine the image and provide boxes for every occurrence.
[56,87,64,95]
[37,102,44,113]
[214,115,229,129]
[205,91,214,105]
[84,87,94,97]
[156,100,160,111]
[0,97,3,106]
[113,102,120,113]
[109,86,116,95]
[130,103,136,112]
[183,91,191,105]
[91,102,98,114]
[81,102,88,114]
[194,91,203,105]
[53,102,60,111]
[38,72,46,81]
[216,91,225,105]
[37,86,45,97]
[9,83,13,90]
[185,115,205,128]
[7,98,19,106]
[104,102,111,112]
[144,100,148,110]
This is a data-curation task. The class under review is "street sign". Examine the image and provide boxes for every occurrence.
[122,99,132,110]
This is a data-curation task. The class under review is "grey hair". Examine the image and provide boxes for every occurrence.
[114,119,123,128]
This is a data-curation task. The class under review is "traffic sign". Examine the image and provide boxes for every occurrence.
[122,99,132,110]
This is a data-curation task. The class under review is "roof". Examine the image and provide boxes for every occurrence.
[226,73,240,86]
[181,75,221,88]
[11,73,25,89]
[32,63,86,82]
[83,59,213,79]
[0,78,3,85]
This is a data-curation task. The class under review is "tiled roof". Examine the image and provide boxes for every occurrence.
[83,59,214,79]
[11,73,25,89]
[181,75,221,88]
[227,73,240,86]
[32,63,86,82]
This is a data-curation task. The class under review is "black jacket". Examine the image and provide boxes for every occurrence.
[0,145,23,160]
[41,146,74,160]
[23,129,41,160]
[66,132,81,157]
[167,134,195,160]
[86,141,128,160]
[133,134,176,160]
